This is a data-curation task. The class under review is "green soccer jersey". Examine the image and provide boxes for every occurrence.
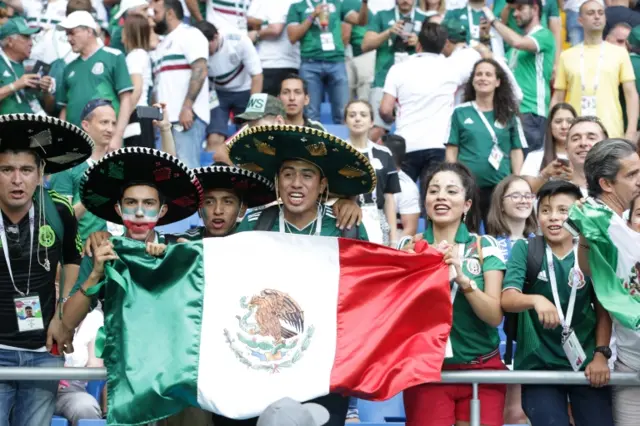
[58,46,133,126]
[443,6,485,45]
[423,223,506,365]
[49,160,108,244]
[343,0,374,57]
[503,239,597,371]
[447,102,526,188]
[622,53,640,131]
[236,205,369,240]
[369,7,428,88]
[492,0,559,38]
[507,25,556,117]
[286,0,359,62]
[172,226,207,241]
[0,57,42,114]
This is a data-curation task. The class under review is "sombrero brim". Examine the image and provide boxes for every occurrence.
[80,147,203,226]
[0,113,94,174]
[193,165,276,208]
[227,125,376,197]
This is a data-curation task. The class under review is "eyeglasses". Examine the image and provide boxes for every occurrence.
[503,192,536,202]
[6,225,22,259]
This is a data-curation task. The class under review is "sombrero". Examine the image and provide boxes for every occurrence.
[193,164,276,208]
[227,125,376,197]
[80,147,204,225]
[0,114,94,174]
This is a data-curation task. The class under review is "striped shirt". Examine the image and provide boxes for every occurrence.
[208,31,262,92]
[206,0,252,34]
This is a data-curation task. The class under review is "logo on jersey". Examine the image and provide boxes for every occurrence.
[69,71,75,78]
[465,258,481,276]
[568,267,586,289]
[464,118,474,125]
[92,62,104,75]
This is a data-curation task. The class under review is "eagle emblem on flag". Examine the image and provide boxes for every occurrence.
[623,263,640,296]
[224,289,314,373]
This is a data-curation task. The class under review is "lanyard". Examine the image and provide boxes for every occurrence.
[546,245,580,332]
[354,141,377,206]
[394,6,416,23]
[450,244,466,304]
[0,206,35,297]
[0,49,22,104]
[278,206,322,236]
[467,5,479,40]
[579,42,605,94]
[472,102,498,145]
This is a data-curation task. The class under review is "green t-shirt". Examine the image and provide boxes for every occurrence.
[58,46,133,126]
[286,0,358,62]
[507,26,556,117]
[172,226,207,241]
[49,160,108,244]
[0,57,42,114]
[492,0,559,39]
[422,223,506,365]
[447,102,526,188]
[502,239,597,371]
[236,205,369,240]
[443,6,485,44]
[621,53,640,131]
[368,7,428,88]
[343,0,374,58]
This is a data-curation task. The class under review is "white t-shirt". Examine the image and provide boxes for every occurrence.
[65,309,104,369]
[24,0,71,65]
[126,49,153,107]
[521,149,545,177]
[383,52,469,152]
[151,23,210,124]
[395,170,421,215]
[207,0,251,34]
[247,0,300,70]
[209,31,263,92]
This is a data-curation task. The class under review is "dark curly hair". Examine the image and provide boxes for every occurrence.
[462,58,519,126]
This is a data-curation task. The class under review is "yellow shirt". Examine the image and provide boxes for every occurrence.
[554,42,636,138]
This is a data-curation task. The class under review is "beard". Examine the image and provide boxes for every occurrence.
[154,17,168,35]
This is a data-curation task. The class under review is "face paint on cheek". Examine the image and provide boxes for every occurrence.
[120,205,162,233]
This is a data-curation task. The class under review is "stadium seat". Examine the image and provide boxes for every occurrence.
[418,217,426,233]
[86,380,106,401]
[358,393,406,422]
[51,416,69,426]
[323,124,349,140]
[320,102,332,124]
[200,150,213,167]
[77,421,106,426]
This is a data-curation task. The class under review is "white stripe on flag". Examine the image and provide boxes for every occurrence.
[197,232,340,419]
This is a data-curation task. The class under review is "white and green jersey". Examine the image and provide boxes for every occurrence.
[206,0,252,33]
[208,32,263,92]
[508,25,556,117]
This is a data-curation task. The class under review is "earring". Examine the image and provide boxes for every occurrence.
[463,211,467,222]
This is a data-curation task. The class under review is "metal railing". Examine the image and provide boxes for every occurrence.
[1,368,639,426]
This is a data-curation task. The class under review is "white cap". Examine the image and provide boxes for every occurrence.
[257,398,329,426]
[114,0,150,20]
[57,11,98,31]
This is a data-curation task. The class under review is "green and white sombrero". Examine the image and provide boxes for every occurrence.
[193,163,276,208]
[227,124,376,196]
[0,113,94,174]
[80,147,204,225]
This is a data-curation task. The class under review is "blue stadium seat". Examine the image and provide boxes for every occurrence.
[227,123,237,136]
[320,102,332,124]
[200,151,214,167]
[358,393,406,422]
[86,380,106,401]
[418,217,426,233]
[51,416,69,426]
[323,124,349,140]
[77,421,106,426]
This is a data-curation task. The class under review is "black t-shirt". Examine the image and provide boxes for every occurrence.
[0,194,82,349]
[604,7,640,38]
[356,142,402,210]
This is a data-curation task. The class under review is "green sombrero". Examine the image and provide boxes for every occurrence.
[80,147,204,225]
[227,125,376,196]
[0,113,94,174]
[193,163,276,208]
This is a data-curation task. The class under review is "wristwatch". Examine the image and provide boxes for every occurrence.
[594,346,612,359]
[462,279,478,294]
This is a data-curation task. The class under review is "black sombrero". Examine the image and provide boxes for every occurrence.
[80,147,204,225]
[227,125,376,196]
[0,113,94,174]
[193,164,276,208]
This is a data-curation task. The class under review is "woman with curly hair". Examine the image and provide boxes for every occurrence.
[445,58,526,225]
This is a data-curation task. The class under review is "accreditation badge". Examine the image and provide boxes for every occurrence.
[562,330,588,372]
[14,294,45,332]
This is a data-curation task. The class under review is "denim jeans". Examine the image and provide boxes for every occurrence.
[520,113,547,154]
[0,348,64,426]
[172,116,207,169]
[565,10,584,46]
[521,384,614,426]
[299,59,349,124]
[207,90,251,137]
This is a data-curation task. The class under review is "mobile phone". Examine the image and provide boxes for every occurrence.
[401,20,413,40]
[32,60,50,77]
[136,105,163,121]
[556,153,570,166]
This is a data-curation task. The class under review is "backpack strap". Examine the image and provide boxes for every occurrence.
[41,189,66,252]
[525,235,545,292]
[254,205,279,231]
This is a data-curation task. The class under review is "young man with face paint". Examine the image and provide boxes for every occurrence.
[225,125,373,426]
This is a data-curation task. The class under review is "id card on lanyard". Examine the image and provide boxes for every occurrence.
[546,245,587,371]
[579,43,604,117]
[467,6,481,41]
[445,244,467,358]
[0,206,45,332]
[472,102,503,171]
[357,144,384,244]
[0,50,46,116]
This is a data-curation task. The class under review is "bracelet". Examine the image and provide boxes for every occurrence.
[306,14,314,24]
[9,83,15,93]
[159,124,172,132]
[79,286,90,298]
[57,296,70,305]
[579,243,590,250]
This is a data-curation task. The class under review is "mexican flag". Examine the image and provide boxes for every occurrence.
[100,232,451,425]
[568,199,640,330]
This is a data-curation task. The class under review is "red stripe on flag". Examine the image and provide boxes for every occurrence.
[330,239,451,400]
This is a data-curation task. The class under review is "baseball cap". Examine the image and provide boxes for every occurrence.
[236,93,286,121]
[114,0,149,19]
[57,11,98,31]
[80,98,114,121]
[629,25,640,49]
[441,19,467,43]
[257,398,330,426]
[0,17,40,40]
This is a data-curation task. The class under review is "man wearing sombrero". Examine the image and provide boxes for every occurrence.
[0,113,93,426]
[173,163,276,240]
